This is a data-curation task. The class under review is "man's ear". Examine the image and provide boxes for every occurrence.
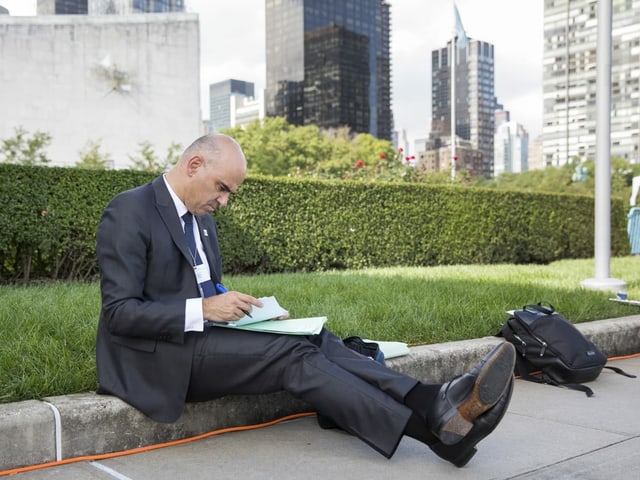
[186,155,204,176]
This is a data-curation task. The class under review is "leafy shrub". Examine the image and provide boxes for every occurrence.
[0,164,629,283]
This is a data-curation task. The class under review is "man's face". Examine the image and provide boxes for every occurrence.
[186,155,245,215]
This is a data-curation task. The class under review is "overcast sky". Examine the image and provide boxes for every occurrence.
[3,0,544,150]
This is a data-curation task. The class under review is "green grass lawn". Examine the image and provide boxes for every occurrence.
[2,256,640,403]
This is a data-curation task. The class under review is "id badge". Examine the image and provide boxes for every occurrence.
[193,264,211,284]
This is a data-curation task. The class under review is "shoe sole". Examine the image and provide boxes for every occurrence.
[454,377,515,467]
[430,378,516,467]
[438,342,515,445]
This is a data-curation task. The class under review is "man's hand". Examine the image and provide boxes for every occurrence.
[202,291,263,323]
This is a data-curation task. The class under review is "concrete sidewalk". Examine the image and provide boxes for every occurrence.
[2,315,640,478]
[7,356,640,480]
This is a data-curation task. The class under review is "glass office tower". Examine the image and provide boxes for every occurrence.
[209,79,255,132]
[131,0,184,13]
[42,0,88,13]
[542,0,640,166]
[37,0,184,14]
[431,39,496,178]
[265,0,392,140]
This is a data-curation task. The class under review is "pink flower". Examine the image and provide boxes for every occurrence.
[355,160,364,168]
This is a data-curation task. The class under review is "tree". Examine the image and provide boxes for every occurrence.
[471,156,639,200]
[75,140,111,170]
[223,117,332,176]
[223,117,409,181]
[0,127,52,165]
[129,141,182,172]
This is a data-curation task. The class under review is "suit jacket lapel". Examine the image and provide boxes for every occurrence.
[152,176,193,265]
[152,176,222,283]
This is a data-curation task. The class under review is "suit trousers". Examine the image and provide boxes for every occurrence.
[186,327,418,457]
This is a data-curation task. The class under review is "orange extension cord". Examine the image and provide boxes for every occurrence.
[2,353,639,477]
[0,411,317,477]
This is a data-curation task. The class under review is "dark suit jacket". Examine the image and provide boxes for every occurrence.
[96,175,222,422]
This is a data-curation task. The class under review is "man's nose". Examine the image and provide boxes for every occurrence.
[217,192,230,207]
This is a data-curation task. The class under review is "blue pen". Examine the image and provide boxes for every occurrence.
[216,283,252,318]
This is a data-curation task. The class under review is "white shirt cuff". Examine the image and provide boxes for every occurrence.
[185,297,204,332]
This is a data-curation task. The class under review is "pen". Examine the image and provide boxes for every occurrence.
[216,283,252,318]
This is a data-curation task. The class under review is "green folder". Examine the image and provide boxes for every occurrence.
[212,316,327,336]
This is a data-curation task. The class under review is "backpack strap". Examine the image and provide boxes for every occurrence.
[515,356,595,397]
[556,381,595,397]
[513,356,552,387]
[535,372,595,397]
[547,365,635,395]
[604,365,637,378]
[523,302,555,315]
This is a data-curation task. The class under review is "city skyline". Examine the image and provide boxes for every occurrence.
[2,0,544,151]
[193,0,544,149]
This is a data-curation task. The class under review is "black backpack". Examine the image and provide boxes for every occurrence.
[497,302,635,396]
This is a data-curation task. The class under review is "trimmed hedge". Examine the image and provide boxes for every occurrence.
[0,163,629,282]
[0,165,150,282]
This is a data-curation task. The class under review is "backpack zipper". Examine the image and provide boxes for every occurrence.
[528,331,548,356]
[538,339,548,356]
[515,317,549,356]
[512,333,527,355]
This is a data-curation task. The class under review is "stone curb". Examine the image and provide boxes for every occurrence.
[2,315,640,472]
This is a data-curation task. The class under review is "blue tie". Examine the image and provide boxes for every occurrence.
[182,212,216,297]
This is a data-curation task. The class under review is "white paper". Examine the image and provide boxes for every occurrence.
[227,296,289,327]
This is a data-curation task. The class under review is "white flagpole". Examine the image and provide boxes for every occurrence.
[581,0,626,292]
[449,15,457,182]
[451,28,456,182]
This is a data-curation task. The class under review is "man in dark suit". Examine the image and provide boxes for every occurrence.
[96,133,516,467]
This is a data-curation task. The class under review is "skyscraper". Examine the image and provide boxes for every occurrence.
[265,0,392,140]
[37,0,88,13]
[431,39,496,178]
[494,121,529,176]
[131,0,184,12]
[542,0,640,166]
[36,0,184,15]
[209,79,255,132]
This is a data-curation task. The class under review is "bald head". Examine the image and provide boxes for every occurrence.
[180,133,247,170]
[166,133,247,215]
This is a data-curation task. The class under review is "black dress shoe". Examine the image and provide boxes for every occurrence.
[426,342,515,445]
[430,376,514,467]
